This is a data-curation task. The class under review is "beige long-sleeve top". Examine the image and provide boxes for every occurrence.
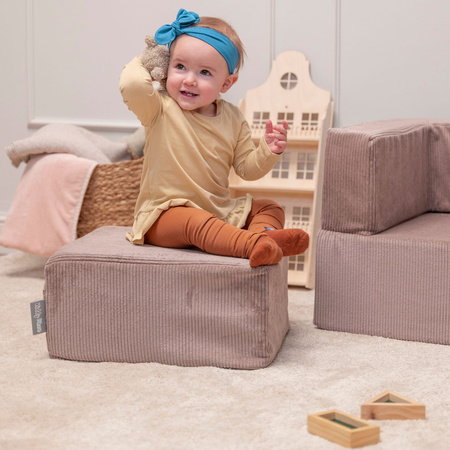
[120,57,280,244]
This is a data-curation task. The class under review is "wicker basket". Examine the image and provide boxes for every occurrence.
[76,158,143,238]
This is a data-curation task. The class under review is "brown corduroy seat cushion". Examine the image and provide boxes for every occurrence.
[44,226,289,369]
[315,119,450,345]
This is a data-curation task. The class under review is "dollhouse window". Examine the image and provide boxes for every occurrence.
[301,113,320,131]
[253,111,270,129]
[296,153,316,180]
[289,254,305,272]
[287,206,310,271]
[277,112,295,128]
[280,73,298,90]
[292,206,311,226]
[271,152,290,179]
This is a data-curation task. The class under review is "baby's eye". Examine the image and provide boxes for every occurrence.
[200,69,211,76]
[176,64,185,70]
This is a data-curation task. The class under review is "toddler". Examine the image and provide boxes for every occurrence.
[120,8,309,267]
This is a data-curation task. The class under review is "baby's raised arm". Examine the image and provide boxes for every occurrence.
[119,56,160,127]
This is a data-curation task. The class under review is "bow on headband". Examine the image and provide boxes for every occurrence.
[155,9,240,74]
[155,9,200,43]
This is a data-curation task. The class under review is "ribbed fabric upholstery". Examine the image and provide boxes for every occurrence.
[321,119,450,235]
[315,119,450,344]
[44,226,289,369]
[315,218,450,344]
[429,123,450,212]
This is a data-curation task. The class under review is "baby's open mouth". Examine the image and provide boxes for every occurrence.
[181,91,198,97]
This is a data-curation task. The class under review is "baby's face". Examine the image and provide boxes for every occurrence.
[166,35,237,116]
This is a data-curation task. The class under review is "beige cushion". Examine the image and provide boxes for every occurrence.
[44,226,289,369]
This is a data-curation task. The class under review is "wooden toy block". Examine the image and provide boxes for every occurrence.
[361,390,426,420]
[307,410,380,448]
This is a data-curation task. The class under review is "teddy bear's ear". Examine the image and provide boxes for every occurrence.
[144,35,156,47]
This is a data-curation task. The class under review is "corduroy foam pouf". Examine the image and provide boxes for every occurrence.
[44,226,289,369]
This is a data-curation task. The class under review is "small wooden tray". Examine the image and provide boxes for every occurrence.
[307,409,380,448]
[361,390,426,420]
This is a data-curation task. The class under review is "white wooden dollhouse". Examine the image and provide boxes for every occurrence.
[230,51,333,288]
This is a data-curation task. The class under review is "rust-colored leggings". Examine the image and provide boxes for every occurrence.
[144,199,285,259]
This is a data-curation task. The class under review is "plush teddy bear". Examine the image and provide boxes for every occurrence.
[140,35,170,89]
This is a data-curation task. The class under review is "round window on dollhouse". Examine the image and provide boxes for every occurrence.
[280,73,298,90]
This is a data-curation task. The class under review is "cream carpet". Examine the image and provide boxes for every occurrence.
[1,251,449,450]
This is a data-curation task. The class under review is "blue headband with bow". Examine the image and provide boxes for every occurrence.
[155,9,240,75]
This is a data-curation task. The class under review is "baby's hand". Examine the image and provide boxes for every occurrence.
[265,120,288,154]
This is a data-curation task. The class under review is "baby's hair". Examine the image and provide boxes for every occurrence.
[191,16,246,73]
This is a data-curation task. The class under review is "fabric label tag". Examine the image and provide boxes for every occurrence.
[30,300,47,335]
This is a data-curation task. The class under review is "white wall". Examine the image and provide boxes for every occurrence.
[1,0,449,242]
[338,0,450,126]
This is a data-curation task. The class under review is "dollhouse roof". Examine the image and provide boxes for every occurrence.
[239,51,332,139]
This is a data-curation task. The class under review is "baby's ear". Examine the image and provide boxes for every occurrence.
[220,74,238,93]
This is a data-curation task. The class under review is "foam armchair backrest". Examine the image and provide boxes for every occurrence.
[321,119,450,235]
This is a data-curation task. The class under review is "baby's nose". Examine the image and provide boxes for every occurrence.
[184,73,197,86]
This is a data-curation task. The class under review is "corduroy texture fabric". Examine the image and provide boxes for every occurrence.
[314,215,450,344]
[316,118,450,344]
[44,226,289,369]
[321,119,450,235]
